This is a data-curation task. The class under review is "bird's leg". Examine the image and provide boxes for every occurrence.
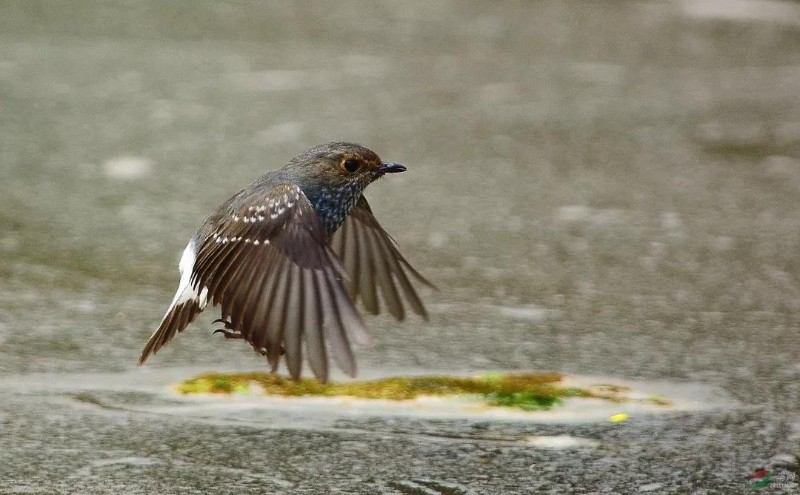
[213,319,286,361]
[212,318,243,339]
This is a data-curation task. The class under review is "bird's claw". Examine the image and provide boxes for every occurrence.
[212,317,243,339]
[213,328,244,339]
[213,317,284,353]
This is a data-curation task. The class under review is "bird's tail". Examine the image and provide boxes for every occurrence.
[138,297,204,365]
[139,239,207,365]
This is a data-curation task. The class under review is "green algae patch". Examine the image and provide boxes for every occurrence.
[174,372,646,411]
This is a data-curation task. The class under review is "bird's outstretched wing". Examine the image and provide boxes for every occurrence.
[139,183,367,382]
[330,195,433,320]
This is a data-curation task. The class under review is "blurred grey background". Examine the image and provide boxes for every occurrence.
[1,1,800,493]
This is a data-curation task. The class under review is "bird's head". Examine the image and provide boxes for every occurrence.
[286,142,406,192]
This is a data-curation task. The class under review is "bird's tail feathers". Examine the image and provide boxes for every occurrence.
[138,285,207,365]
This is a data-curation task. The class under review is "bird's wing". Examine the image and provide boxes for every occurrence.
[142,183,368,382]
[330,195,433,321]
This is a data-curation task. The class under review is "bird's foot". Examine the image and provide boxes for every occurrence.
[212,318,243,339]
[213,328,243,339]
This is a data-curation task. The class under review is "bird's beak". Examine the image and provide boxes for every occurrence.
[378,162,406,174]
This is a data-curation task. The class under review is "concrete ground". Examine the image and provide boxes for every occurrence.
[1,1,800,493]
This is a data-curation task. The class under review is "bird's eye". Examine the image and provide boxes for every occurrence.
[342,159,361,173]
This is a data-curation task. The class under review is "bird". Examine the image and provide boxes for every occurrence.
[138,142,432,383]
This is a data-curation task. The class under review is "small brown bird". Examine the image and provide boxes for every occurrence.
[138,142,431,382]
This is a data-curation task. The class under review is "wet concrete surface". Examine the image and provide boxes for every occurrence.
[0,367,788,494]
[2,1,800,493]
